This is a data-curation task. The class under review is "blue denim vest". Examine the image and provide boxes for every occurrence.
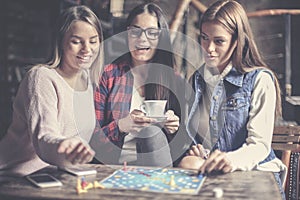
[186,66,276,164]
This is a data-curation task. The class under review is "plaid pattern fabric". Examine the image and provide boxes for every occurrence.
[94,62,133,149]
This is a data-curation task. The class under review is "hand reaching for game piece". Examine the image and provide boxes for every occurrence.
[199,150,233,174]
[57,137,95,164]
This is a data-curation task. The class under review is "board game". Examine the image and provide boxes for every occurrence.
[99,167,206,195]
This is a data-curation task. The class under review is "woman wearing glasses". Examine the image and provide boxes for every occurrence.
[91,3,181,166]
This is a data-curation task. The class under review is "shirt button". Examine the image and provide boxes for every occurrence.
[213,95,218,100]
[210,116,217,120]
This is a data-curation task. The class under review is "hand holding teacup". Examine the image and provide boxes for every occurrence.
[164,110,180,134]
[118,109,155,133]
[140,100,179,134]
[140,100,167,118]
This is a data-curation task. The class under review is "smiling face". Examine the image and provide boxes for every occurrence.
[60,20,100,72]
[128,12,159,67]
[200,21,236,72]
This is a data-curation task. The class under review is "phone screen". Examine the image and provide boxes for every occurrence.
[26,174,63,188]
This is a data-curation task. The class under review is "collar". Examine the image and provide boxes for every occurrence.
[224,67,244,87]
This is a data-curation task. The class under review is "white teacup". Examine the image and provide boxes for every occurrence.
[140,100,167,117]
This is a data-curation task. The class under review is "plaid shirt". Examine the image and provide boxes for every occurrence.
[94,61,133,152]
[92,61,185,164]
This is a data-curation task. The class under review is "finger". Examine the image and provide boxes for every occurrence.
[217,157,231,171]
[188,149,196,156]
[199,150,220,173]
[166,114,179,122]
[131,109,145,116]
[165,126,178,134]
[215,160,227,171]
[196,144,207,159]
[204,152,225,173]
[132,115,154,123]
[164,120,179,126]
[222,165,233,173]
[191,145,201,156]
[67,143,85,163]
[165,110,175,116]
[72,145,94,164]
[78,147,94,164]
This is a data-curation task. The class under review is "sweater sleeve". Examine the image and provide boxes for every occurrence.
[226,71,276,171]
[25,68,72,167]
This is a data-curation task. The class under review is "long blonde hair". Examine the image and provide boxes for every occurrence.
[35,5,104,87]
[200,0,282,118]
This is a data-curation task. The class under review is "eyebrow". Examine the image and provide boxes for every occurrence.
[130,25,159,29]
[201,33,227,40]
[70,35,99,39]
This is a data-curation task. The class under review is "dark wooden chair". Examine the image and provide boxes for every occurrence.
[272,125,300,200]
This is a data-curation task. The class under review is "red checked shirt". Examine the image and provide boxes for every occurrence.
[92,61,184,164]
[93,61,133,153]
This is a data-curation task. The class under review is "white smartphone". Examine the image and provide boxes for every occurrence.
[26,173,63,188]
[59,166,97,176]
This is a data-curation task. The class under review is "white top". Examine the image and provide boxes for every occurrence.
[119,86,144,164]
[200,64,286,180]
[0,66,95,177]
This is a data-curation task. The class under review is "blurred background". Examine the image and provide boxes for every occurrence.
[0,0,300,138]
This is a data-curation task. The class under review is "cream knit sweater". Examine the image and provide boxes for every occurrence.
[0,66,95,177]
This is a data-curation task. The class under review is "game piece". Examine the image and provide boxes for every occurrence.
[76,178,88,194]
[212,187,223,198]
[169,175,176,187]
[123,161,127,171]
[99,167,206,195]
[81,177,88,189]
[161,168,168,173]
[94,181,105,189]
[76,178,81,190]
[84,182,94,190]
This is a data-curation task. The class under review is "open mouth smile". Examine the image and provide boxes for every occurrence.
[77,55,92,62]
[135,45,151,51]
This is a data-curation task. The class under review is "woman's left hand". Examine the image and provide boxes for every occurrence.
[164,110,179,134]
[199,150,233,174]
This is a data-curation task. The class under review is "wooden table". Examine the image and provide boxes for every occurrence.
[0,164,282,200]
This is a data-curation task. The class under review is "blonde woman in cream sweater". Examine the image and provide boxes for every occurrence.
[0,5,103,178]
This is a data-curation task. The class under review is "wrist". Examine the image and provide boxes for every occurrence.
[116,119,127,134]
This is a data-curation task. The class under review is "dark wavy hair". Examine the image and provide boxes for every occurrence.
[116,3,178,109]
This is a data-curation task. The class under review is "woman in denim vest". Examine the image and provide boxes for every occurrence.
[178,0,286,198]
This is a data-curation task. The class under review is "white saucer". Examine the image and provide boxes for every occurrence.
[148,116,167,122]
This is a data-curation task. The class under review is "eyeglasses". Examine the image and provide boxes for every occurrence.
[127,26,161,40]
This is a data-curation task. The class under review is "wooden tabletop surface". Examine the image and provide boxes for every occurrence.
[0,164,282,200]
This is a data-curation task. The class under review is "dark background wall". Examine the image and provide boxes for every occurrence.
[0,0,299,138]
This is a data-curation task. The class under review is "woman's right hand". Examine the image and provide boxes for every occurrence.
[118,109,154,133]
[57,137,95,165]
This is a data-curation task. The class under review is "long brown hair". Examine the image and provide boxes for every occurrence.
[116,3,178,111]
[200,0,282,118]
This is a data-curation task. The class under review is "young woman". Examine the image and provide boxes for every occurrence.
[91,3,181,167]
[178,0,286,198]
[0,5,103,178]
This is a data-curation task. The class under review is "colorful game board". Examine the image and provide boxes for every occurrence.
[99,167,206,195]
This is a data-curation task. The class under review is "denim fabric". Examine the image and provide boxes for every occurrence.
[187,66,276,165]
[274,172,286,200]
